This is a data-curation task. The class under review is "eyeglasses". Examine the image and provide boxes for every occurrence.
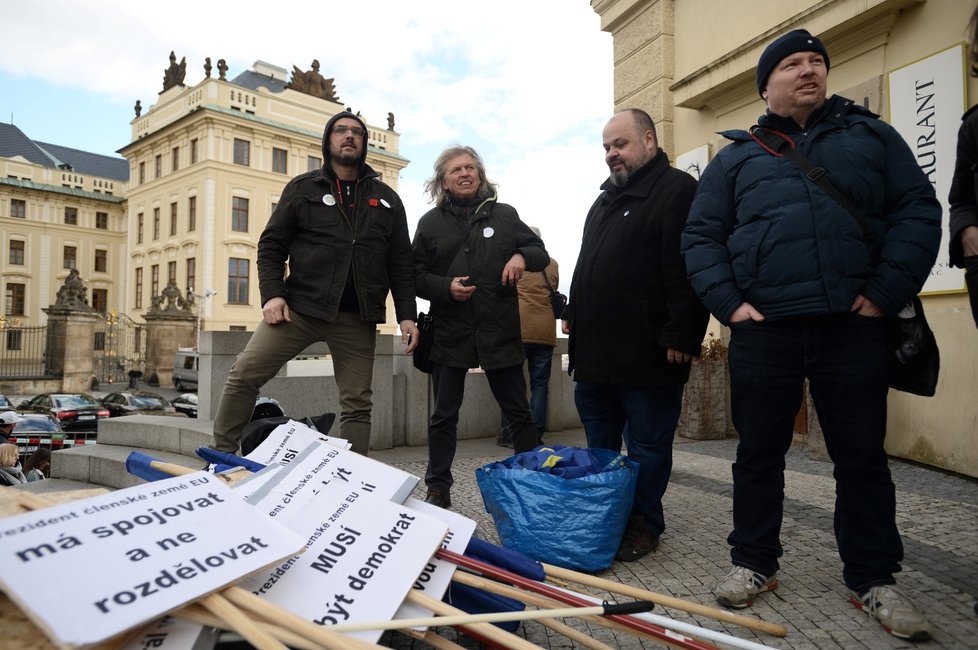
[333,125,365,137]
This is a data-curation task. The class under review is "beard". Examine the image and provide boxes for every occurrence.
[607,151,650,187]
[330,143,360,166]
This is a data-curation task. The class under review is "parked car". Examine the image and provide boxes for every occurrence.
[0,394,14,411]
[19,393,110,431]
[169,393,283,421]
[101,392,180,417]
[171,393,198,418]
[9,412,63,458]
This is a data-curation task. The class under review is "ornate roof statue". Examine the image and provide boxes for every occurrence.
[217,59,228,80]
[54,269,92,311]
[387,112,395,131]
[149,279,193,315]
[162,51,187,92]
[204,57,212,78]
[286,59,340,102]
[134,100,142,118]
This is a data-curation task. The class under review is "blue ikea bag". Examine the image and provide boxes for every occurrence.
[475,445,638,572]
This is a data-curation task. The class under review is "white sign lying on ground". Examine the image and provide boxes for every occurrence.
[244,440,419,514]
[121,616,216,650]
[0,472,306,649]
[393,497,476,627]
[239,482,449,643]
[245,420,349,465]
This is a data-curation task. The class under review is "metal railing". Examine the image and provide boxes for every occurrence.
[0,325,53,378]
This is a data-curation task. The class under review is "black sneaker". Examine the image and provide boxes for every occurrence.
[616,516,659,561]
[496,433,513,448]
[423,489,451,509]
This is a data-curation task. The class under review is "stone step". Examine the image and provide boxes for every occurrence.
[95,414,215,456]
[48,415,213,490]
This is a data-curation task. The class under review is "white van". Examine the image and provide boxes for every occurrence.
[172,348,199,391]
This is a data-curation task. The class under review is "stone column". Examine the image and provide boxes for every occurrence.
[42,307,99,393]
[143,311,196,388]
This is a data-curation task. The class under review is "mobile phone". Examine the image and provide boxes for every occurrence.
[459,277,474,287]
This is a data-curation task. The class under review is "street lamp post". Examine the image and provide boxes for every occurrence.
[191,288,217,351]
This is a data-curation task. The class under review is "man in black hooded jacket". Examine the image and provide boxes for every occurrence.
[211,111,418,455]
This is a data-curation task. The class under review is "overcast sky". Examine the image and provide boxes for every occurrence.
[0,0,615,293]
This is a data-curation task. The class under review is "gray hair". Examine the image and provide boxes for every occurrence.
[424,145,497,206]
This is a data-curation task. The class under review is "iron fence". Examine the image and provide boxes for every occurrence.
[0,325,52,378]
[93,312,146,384]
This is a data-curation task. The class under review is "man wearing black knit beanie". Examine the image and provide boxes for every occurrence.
[682,27,940,641]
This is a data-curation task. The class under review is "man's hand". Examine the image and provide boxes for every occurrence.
[561,319,570,335]
[262,297,291,325]
[729,302,765,323]
[851,294,884,317]
[961,225,978,257]
[501,253,526,286]
[400,319,419,354]
[666,348,692,363]
[450,276,477,302]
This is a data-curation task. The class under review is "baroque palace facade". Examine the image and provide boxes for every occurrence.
[590,0,977,477]
[0,57,408,334]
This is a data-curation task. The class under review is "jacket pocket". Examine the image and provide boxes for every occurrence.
[298,192,340,229]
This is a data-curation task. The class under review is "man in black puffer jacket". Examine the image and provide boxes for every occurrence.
[212,111,417,456]
[682,29,940,640]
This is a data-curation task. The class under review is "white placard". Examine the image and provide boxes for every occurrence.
[245,420,349,466]
[121,616,216,650]
[888,44,967,293]
[239,483,448,643]
[0,473,306,649]
[244,440,419,514]
[393,497,476,628]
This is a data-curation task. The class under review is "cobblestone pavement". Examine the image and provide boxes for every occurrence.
[372,431,978,649]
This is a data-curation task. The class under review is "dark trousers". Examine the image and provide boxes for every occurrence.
[425,362,539,491]
[727,313,903,591]
[574,381,684,537]
[501,343,555,437]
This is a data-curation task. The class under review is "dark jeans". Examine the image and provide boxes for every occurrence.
[727,313,903,591]
[574,381,684,537]
[501,343,554,436]
[426,363,539,491]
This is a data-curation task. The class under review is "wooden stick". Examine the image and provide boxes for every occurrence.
[452,572,617,650]
[199,592,288,650]
[223,584,367,650]
[407,630,467,650]
[321,598,650,633]
[406,590,541,650]
[177,604,378,650]
[454,572,706,650]
[542,562,788,637]
[438,549,717,650]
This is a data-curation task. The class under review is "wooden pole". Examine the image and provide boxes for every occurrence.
[542,562,787,637]
[406,591,541,650]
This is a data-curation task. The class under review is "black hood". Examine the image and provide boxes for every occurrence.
[322,111,369,173]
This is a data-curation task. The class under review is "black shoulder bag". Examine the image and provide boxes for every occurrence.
[541,270,568,320]
[749,126,939,396]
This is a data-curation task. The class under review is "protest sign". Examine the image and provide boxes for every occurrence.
[244,440,419,515]
[121,616,216,650]
[239,483,448,643]
[245,420,349,465]
[0,472,305,649]
[393,497,476,626]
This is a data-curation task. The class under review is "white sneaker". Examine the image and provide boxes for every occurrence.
[850,585,930,641]
[714,565,777,608]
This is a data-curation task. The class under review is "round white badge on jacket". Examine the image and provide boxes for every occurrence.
[483,227,494,238]
[323,194,336,206]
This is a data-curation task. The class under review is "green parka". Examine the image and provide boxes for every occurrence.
[413,194,548,370]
